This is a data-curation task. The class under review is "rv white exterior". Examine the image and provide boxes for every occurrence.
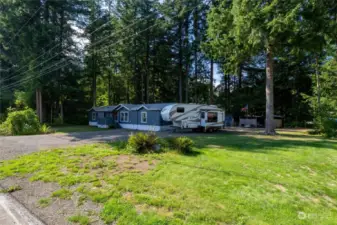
[161,104,225,131]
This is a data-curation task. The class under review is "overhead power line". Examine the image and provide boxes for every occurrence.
[6,3,45,46]
[2,8,113,84]
[1,1,210,91]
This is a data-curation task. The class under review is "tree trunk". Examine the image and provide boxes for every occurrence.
[92,58,96,107]
[60,100,64,124]
[145,3,150,104]
[315,56,321,108]
[92,39,96,107]
[36,89,40,119]
[178,21,183,103]
[36,89,43,123]
[108,1,113,105]
[50,105,53,124]
[185,64,189,103]
[237,63,242,89]
[224,74,228,109]
[265,45,275,135]
[108,48,112,105]
[210,59,214,104]
[193,4,198,102]
[39,90,43,123]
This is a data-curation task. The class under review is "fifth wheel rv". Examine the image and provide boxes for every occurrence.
[161,104,225,132]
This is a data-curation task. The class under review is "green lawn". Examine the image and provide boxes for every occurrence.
[0,131,336,224]
[51,125,106,133]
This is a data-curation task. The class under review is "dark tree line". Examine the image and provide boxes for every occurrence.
[0,0,336,133]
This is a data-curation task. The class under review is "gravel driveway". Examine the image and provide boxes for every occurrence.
[0,129,136,161]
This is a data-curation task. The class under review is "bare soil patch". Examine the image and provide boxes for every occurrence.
[1,177,104,225]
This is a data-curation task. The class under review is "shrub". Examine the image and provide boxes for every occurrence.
[313,109,337,138]
[1,108,41,135]
[171,137,194,154]
[40,124,52,134]
[321,119,337,138]
[127,132,158,154]
[0,125,10,136]
[52,116,64,126]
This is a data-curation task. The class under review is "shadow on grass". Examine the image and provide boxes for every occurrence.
[192,132,337,153]
[60,128,336,154]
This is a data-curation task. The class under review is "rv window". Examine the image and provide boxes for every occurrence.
[207,112,218,123]
[177,107,185,113]
[201,112,205,119]
[92,112,96,121]
[141,112,147,123]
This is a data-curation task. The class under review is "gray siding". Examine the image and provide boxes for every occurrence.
[137,109,161,126]
[97,112,104,120]
[88,110,97,122]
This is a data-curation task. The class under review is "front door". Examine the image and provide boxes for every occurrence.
[201,111,207,127]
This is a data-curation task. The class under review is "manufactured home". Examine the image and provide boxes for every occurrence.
[88,103,225,132]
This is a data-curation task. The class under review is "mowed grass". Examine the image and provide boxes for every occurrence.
[0,131,336,224]
[51,125,107,133]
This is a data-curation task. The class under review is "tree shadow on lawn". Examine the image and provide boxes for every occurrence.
[192,132,337,153]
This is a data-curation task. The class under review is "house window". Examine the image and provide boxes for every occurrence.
[92,112,96,121]
[207,112,218,123]
[120,111,129,122]
[177,107,185,113]
[141,112,147,123]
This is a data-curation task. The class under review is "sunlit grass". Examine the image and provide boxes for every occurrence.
[0,131,336,224]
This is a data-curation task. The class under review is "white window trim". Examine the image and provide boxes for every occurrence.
[92,112,96,121]
[141,112,147,123]
[120,111,129,122]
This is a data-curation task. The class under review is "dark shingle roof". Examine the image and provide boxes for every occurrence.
[89,105,118,112]
[130,103,174,111]
[89,103,176,112]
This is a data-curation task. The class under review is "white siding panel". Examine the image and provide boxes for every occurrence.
[89,121,98,126]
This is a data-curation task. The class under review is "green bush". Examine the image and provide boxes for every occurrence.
[313,109,337,138]
[172,137,194,154]
[52,116,64,126]
[321,119,337,138]
[127,132,158,154]
[40,124,52,134]
[0,108,41,135]
[171,137,194,154]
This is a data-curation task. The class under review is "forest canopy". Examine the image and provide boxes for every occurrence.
[0,0,336,134]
